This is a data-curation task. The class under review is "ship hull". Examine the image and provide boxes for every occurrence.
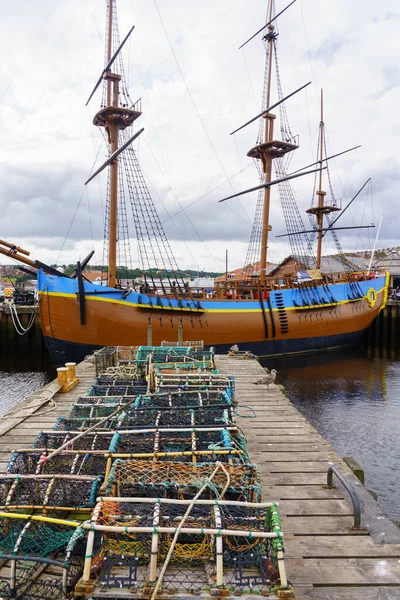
[38,271,388,365]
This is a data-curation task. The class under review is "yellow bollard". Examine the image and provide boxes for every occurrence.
[65,362,76,381]
[57,367,68,387]
[57,364,79,392]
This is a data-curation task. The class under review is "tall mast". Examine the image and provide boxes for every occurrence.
[247,0,298,281]
[259,2,275,282]
[315,89,325,268]
[107,0,119,288]
[306,88,340,269]
[91,0,141,287]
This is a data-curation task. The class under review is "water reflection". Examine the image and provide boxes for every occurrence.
[262,348,400,521]
[0,353,55,416]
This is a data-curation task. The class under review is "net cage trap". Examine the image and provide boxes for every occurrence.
[154,372,235,392]
[94,346,139,377]
[8,427,249,478]
[74,388,234,409]
[118,388,235,408]
[105,459,262,503]
[68,403,236,429]
[0,474,103,512]
[75,498,287,597]
[0,515,87,600]
[32,431,116,452]
[161,340,204,348]
[136,346,215,365]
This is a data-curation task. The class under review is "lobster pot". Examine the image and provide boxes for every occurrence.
[71,394,135,407]
[0,474,102,510]
[96,365,141,379]
[88,384,147,396]
[106,459,261,502]
[0,520,86,600]
[6,451,108,477]
[110,428,247,463]
[53,415,126,431]
[68,403,123,419]
[94,347,118,376]
[136,346,194,364]
[161,340,204,348]
[118,405,236,429]
[32,431,114,451]
[137,388,234,408]
[153,359,215,371]
[83,499,285,596]
[95,377,145,386]
[116,345,139,365]
[155,372,235,392]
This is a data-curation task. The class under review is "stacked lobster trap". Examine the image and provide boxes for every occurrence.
[0,344,293,599]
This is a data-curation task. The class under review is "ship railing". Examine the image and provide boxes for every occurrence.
[130,97,142,113]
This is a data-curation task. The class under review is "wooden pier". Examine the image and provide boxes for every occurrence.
[0,353,399,598]
[215,355,400,600]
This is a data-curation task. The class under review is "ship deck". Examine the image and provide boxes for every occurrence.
[0,356,399,598]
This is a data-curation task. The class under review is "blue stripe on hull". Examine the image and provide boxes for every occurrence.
[44,329,364,366]
[38,270,387,312]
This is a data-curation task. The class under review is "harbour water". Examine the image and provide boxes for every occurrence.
[268,348,400,523]
[0,353,55,415]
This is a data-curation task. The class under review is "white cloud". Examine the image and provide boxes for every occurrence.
[0,0,399,272]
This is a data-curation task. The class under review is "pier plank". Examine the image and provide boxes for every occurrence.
[253,452,332,461]
[263,485,344,500]
[265,472,329,485]
[256,461,331,471]
[278,499,353,516]
[283,515,368,535]
[289,535,400,558]
[286,557,400,585]
[298,588,400,600]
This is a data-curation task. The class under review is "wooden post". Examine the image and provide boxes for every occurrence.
[82,502,102,581]
[374,311,380,358]
[214,505,223,586]
[149,503,160,582]
[390,305,396,358]
[147,324,152,346]
[382,307,388,359]
[178,325,183,342]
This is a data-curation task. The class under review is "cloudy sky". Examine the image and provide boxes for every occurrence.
[0,0,399,273]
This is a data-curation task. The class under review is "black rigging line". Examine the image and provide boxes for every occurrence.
[56,145,103,264]
[239,0,297,49]
[160,164,254,226]
[153,0,252,226]
[0,264,16,289]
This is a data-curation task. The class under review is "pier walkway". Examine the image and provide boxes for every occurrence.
[0,354,399,598]
[216,355,400,599]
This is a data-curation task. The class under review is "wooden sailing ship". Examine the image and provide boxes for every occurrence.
[0,0,388,365]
